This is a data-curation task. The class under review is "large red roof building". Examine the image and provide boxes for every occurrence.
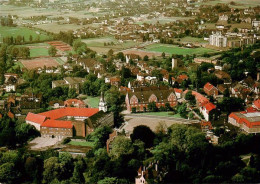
[26,107,113,140]
[229,108,260,133]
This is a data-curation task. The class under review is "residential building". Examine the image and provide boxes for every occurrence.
[209,32,227,47]
[172,58,183,69]
[52,77,86,93]
[64,99,85,108]
[183,90,217,121]
[204,82,218,96]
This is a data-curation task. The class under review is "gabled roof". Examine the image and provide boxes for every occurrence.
[204,82,216,91]
[39,107,99,120]
[204,103,216,112]
[174,88,183,93]
[41,119,73,129]
[26,112,46,124]
[254,99,260,109]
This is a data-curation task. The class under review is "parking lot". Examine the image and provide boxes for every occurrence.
[29,137,60,150]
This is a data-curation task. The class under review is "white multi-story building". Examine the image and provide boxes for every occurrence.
[209,32,227,47]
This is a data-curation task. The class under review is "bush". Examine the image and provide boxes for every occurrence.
[62,137,71,144]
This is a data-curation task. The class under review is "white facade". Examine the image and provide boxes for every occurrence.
[99,93,107,112]
[26,120,41,131]
[5,84,16,92]
[209,32,227,47]
[200,107,209,121]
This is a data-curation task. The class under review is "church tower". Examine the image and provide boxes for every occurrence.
[99,92,107,112]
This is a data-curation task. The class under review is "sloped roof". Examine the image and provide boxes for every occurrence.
[204,103,216,111]
[254,99,260,109]
[26,112,46,124]
[39,107,99,120]
[41,119,73,129]
[204,82,216,91]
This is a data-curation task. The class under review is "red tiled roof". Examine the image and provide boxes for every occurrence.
[174,88,183,93]
[178,74,188,80]
[204,103,216,111]
[204,82,215,91]
[7,111,14,119]
[200,121,213,130]
[41,119,73,129]
[39,107,99,120]
[26,112,46,124]
[64,99,84,106]
[254,99,260,109]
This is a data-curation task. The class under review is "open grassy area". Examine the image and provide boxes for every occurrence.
[30,48,49,57]
[174,36,208,44]
[55,57,66,65]
[145,44,216,55]
[34,23,85,34]
[68,141,94,147]
[82,37,119,47]
[86,96,99,108]
[140,111,182,118]
[195,0,260,8]
[135,16,194,25]
[82,37,140,54]
[0,25,51,42]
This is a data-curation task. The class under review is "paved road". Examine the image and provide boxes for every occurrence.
[119,114,200,134]
[124,114,200,124]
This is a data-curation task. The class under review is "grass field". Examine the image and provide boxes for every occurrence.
[140,111,182,118]
[55,57,66,65]
[135,16,194,25]
[174,36,208,44]
[34,23,85,34]
[86,96,99,108]
[68,141,94,147]
[82,37,119,47]
[30,48,49,57]
[195,0,260,8]
[0,26,51,42]
[145,44,216,55]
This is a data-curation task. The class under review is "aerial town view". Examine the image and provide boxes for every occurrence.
[0,0,259,183]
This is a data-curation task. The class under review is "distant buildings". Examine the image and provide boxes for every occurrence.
[52,77,86,93]
[209,32,227,47]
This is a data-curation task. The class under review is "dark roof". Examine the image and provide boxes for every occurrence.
[86,111,109,129]
[127,87,176,103]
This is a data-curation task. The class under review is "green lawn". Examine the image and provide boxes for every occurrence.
[0,26,51,42]
[68,141,94,147]
[55,57,66,65]
[30,48,49,57]
[82,37,119,47]
[140,111,182,118]
[145,44,216,55]
[174,36,208,44]
[86,96,99,108]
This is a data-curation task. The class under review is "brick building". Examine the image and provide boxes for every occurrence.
[229,108,260,133]
[26,107,114,140]
[125,86,178,112]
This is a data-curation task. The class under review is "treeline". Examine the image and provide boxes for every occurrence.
[1,124,260,183]
[0,16,16,27]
